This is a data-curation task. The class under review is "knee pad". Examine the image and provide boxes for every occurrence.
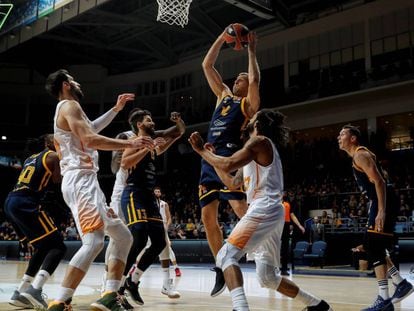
[367,232,388,268]
[216,243,242,271]
[70,230,105,271]
[104,238,114,266]
[256,262,282,290]
[106,224,133,264]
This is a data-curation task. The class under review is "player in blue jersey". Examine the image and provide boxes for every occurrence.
[338,125,413,311]
[200,27,260,296]
[119,109,185,305]
[4,134,66,309]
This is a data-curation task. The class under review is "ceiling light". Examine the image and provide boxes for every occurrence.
[1,135,7,140]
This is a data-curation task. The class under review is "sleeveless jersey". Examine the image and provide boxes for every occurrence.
[158,199,168,224]
[243,138,283,205]
[13,149,53,196]
[126,151,156,191]
[352,146,397,231]
[207,95,248,153]
[352,146,385,200]
[53,100,99,175]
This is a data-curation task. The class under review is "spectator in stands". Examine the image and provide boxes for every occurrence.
[398,199,411,217]
[310,216,325,242]
[65,222,78,241]
[185,218,196,235]
[320,211,331,225]
[177,228,187,239]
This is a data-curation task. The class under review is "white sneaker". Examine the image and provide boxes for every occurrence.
[161,279,180,299]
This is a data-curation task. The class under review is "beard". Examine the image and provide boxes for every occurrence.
[145,125,155,137]
[71,85,84,101]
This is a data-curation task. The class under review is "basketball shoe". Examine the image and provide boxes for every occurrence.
[391,279,414,304]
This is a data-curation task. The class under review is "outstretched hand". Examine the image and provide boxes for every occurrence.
[130,136,155,149]
[248,31,257,51]
[114,93,135,112]
[204,142,216,153]
[154,137,167,148]
[188,132,204,152]
[170,112,182,123]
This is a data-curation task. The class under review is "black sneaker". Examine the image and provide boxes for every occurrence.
[303,300,333,311]
[118,294,134,311]
[210,267,226,297]
[124,276,144,305]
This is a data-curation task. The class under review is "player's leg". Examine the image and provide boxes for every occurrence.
[159,233,180,298]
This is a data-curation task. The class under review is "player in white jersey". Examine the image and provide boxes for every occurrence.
[154,187,182,277]
[189,109,333,311]
[45,69,154,311]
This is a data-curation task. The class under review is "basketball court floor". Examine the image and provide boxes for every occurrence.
[0,261,413,310]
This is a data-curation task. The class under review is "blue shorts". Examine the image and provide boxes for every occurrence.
[198,182,245,208]
[4,192,59,245]
[121,185,163,230]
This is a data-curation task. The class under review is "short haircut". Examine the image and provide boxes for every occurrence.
[342,124,361,141]
[129,109,151,134]
[45,69,70,99]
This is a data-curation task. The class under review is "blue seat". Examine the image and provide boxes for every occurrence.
[293,241,310,264]
[303,240,327,268]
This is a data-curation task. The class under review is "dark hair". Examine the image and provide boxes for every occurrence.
[24,133,53,155]
[45,69,70,99]
[255,109,289,149]
[129,109,151,134]
[154,186,161,191]
[342,124,361,141]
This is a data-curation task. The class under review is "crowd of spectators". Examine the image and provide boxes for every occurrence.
[0,133,413,246]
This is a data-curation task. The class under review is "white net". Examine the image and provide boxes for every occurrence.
[156,0,192,28]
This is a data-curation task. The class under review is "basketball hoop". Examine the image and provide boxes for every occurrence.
[156,0,192,28]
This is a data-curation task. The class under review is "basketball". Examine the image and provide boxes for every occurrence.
[223,23,249,51]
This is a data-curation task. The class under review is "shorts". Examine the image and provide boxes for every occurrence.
[198,182,245,208]
[4,192,60,245]
[62,170,123,236]
[227,197,284,267]
[121,185,163,230]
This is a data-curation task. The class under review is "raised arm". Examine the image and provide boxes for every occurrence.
[91,93,135,133]
[202,30,232,99]
[154,112,186,155]
[244,32,260,118]
[59,100,153,151]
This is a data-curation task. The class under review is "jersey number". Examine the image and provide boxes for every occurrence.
[18,166,35,184]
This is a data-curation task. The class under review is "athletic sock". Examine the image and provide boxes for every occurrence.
[388,266,404,285]
[230,287,249,311]
[56,287,75,302]
[131,267,144,283]
[32,270,50,290]
[18,274,34,292]
[105,279,121,292]
[378,279,389,300]
[295,288,321,307]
